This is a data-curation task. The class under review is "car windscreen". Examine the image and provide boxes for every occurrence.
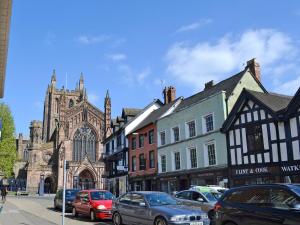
[145,192,178,206]
[90,191,114,200]
[202,192,218,202]
[292,186,300,196]
[65,190,79,198]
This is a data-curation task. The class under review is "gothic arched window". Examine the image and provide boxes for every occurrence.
[69,99,74,108]
[73,126,96,162]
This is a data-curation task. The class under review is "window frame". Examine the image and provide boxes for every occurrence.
[186,120,196,138]
[246,124,264,152]
[139,134,145,148]
[204,141,217,166]
[131,136,136,150]
[171,126,180,143]
[160,131,166,146]
[160,155,166,173]
[202,113,215,133]
[149,150,155,168]
[189,147,198,169]
[139,154,146,170]
[148,129,155,145]
[174,151,181,170]
[132,156,136,172]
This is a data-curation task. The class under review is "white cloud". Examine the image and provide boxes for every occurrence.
[274,75,300,95]
[166,29,297,91]
[108,53,127,61]
[88,93,100,104]
[118,64,151,86]
[76,34,110,44]
[176,19,212,33]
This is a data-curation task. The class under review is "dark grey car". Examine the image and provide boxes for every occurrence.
[112,191,210,225]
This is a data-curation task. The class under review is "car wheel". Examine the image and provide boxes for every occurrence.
[155,216,168,225]
[54,200,58,210]
[208,210,215,220]
[113,212,123,225]
[72,207,78,217]
[90,210,96,221]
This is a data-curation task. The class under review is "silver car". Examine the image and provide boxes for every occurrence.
[112,191,210,225]
[175,190,220,220]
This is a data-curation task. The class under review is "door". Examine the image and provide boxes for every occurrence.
[73,192,83,213]
[118,193,132,224]
[269,188,300,225]
[79,192,91,215]
[227,188,280,225]
[175,191,193,206]
[129,193,150,225]
[190,191,213,213]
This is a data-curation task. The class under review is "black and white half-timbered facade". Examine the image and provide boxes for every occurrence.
[222,88,300,186]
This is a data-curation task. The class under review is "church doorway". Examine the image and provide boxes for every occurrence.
[44,177,55,193]
[78,169,95,190]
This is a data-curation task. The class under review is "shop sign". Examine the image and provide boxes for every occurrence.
[281,164,300,172]
[234,166,269,176]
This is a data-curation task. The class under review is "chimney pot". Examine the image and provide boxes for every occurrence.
[163,86,176,104]
[204,80,214,90]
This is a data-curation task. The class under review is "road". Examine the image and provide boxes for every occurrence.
[0,196,112,225]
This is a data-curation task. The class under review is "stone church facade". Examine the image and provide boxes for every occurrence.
[18,71,111,193]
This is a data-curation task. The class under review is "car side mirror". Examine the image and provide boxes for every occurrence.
[197,198,204,202]
[292,203,300,210]
[139,202,147,207]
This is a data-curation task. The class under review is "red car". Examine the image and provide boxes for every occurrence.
[72,189,115,221]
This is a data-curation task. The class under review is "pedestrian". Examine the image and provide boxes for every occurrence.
[1,186,7,202]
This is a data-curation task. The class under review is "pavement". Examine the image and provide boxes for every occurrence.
[0,196,112,225]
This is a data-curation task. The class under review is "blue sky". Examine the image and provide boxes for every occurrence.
[3,0,300,137]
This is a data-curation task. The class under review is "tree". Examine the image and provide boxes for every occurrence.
[0,103,16,177]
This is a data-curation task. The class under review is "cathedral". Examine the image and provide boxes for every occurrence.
[17,71,112,193]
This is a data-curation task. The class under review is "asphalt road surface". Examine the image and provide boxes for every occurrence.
[0,196,112,225]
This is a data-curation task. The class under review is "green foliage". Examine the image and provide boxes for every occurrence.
[0,103,16,177]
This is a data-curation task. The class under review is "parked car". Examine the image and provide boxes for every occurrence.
[175,186,220,219]
[213,184,300,225]
[112,191,210,225]
[54,189,79,212]
[72,189,115,221]
[206,185,228,194]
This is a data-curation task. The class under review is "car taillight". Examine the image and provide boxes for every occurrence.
[214,203,221,212]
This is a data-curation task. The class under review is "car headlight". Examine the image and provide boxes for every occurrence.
[97,205,107,210]
[201,213,208,219]
[170,215,189,222]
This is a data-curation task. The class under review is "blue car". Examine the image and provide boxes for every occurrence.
[112,191,210,225]
[54,189,79,212]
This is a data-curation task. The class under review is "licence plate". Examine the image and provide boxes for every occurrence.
[190,222,203,225]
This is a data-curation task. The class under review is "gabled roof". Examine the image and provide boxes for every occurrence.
[175,70,245,112]
[122,108,142,117]
[284,87,300,118]
[131,98,182,133]
[222,89,293,132]
[247,90,292,112]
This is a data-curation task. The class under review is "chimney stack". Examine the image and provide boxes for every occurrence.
[163,86,176,104]
[204,80,214,90]
[246,58,261,81]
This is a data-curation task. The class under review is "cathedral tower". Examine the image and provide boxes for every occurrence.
[104,90,112,138]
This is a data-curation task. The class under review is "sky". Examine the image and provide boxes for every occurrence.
[3,0,300,137]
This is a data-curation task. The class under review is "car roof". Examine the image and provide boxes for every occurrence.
[227,183,300,192]
[129,191,168,195]
[79,189,110,192]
